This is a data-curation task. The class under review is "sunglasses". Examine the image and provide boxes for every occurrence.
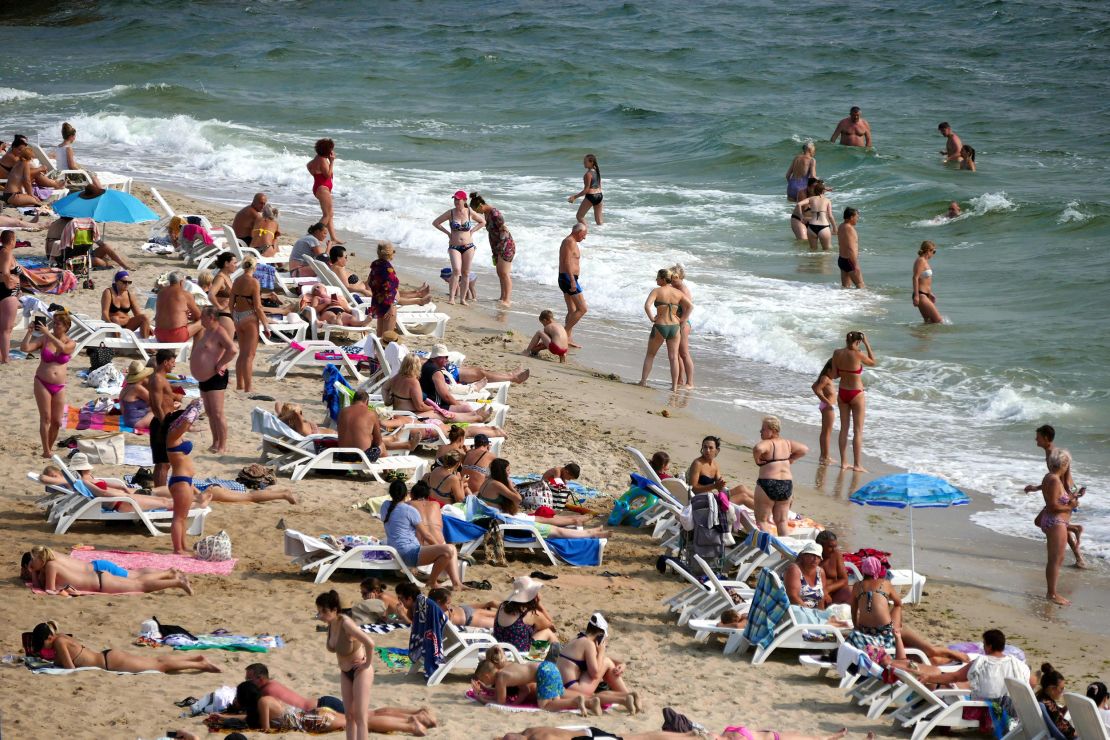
[119,280,133,285]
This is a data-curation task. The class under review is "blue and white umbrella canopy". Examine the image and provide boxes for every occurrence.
[53,189,158,223]
[849,473,970,581]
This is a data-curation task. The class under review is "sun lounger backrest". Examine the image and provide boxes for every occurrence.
[1062,692,1110,740]
[1006,677,1056,740]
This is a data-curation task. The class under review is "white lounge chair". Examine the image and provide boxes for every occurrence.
[732,569,846,665]
[288,441,428,483]
[250,407,337,474]
[309,259,450,338]
[1004,676,1058,740]
[426,619,526,686]
[283,528,421,585]
[31,143,132,193]
[220,224,293,267]
[844,560,927,605]
[889,668,989,740]
[47,455,210,537]
[1062,691,1109,740]
[268,338,367,382]
[70,313,190,361]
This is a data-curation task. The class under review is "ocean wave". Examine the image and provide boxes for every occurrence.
[1057,201,1090,223]
[0,87,39,102]
[910,191,1015,227]
[975,386,1076,423]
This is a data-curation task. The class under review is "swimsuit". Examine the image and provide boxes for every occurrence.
[108,289,132,316]
[837,363,863,404]
[168,439,194,455]
[449,243,475,254]
[847,622,896,651]
[548,343,568,357]
[90,559,128,578]
[725,728,780,740]
[797,568,824,608]
[807,222,830,235]
[149,414,170,465]
[121,396,151,429]
[584,168,603,205]
[461,450,492,478]
[787,176,808,200]
[651,297,681,339]
[449,213,476,253]
[558,273,582,295]
[197,369,229,393]
[535,660,565,701]
[154,326,190,343]
[559,651,590,689]
[492,610,534,652]
[572,730,623,740]
[312,171,333,193]
[756,441,794,501]
[35,345,72,396]
[837,256,855,273]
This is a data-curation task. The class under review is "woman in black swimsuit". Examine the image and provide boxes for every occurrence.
[795,181,836,251]
[30,622,220,673]
[316,589,377,740]
[568,153,604,225]
[0,229,21,363]
[423,450,467,505]
[100,270,151,337]
[229,256,271,392]
[752,415,807,537]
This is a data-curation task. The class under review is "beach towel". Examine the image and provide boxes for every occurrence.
[375,647,412,669]
[513,473,604,503]
[464,689,613,714]
[64,402,144,434]
[408,594,446,681]
[742,568,789,650]
[360,623,406,634]
[322,364,351,421]
[166,633,284,652]
[70,549,237,576]
[124,445,154,466]
[24,579,142,596]
[465,497,604,565]
[28,662,160,676]
[441,514,488,544]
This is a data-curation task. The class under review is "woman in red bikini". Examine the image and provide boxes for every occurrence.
[21,310,76,458]
[829,330,875,472]
[307,138,339,244]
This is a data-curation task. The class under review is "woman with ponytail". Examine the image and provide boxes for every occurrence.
[568,153,604,225]
[1037,663,1076,739]
[380,479,464,589]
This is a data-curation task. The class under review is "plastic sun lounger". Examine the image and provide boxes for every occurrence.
[288,445,428,483]
[283,528,421,585]
[889,668,988,740]
[268,338,367,382]
[426,619,526,686]
[48,455,209,537]
[69,315,190,361]
[1062,691,1109,740]
[310,259,450,337]
[844,560,927,605]
[732,569,846,665]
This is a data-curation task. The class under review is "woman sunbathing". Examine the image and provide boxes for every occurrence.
[383,355,493,424]
[26,546,193,596]
[472,645,600,716]
[276,401,334,437]
[429,586,499,630]
[31,621,220,673]
[477,458,609,536]
[300,283,372,328]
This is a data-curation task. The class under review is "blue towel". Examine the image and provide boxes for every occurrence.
[322,364,351,422]
[742,568,789,650]
[442,516,487,544]
[629,472,657,490]
[544,538,602,566]
[408,594,446,681]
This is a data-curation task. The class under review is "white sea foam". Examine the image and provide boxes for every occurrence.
[911,191,1016,227]
[1057,201,1090,223]
[0,87,38,102]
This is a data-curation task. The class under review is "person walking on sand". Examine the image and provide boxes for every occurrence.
[912,241,941,324]
[568,153,604,225]
[796,182,836,251]
[638,268,692,392]
[829,106,872,148]
[837,207,864,289]
[433,190,485,305]
[307,138,340,244]
[670,264,695,388]
[470,192,516,307]
[190,307,237,454]
[830,331,875,472]
[785,142,817,201]
[0,230,21,364]
[22,310,76,458]
[938,122,962,163]
[558,223,588,348]
[525,310,569,363]
[1025,424,1085,568]
[232,192,267,247]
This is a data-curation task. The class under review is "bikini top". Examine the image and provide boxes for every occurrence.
[697,474,716,486]
[167,439,193,455]
[653,298,679,320]
[449,218,474,232]
[920,269,933,278]
[461,449,492,476]
[429,470,456,497]
[838,364,863,375]
[42,346,72,365]
[757,440,790,466]
[855,584,893,613]
[109,287,132,315]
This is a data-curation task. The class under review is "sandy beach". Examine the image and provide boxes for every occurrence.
[0,185,1106,740]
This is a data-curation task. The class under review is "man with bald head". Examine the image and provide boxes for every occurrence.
[232,192,267,246]
[558,222,588,349]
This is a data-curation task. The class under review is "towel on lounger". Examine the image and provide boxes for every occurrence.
[408,594,446,681]
[742,567,789,650]
[441,515,488,544]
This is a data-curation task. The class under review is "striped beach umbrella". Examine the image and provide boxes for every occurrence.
[849,472,970,582]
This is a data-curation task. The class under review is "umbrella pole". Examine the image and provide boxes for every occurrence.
[909,506,916,585]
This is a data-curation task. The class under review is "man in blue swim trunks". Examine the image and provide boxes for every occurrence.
[558,223,588,349]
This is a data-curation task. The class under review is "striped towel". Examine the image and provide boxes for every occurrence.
[64,404,144,435]
[742,568,789,650]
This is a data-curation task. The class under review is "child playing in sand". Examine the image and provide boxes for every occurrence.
[524,310,569,363]
[472,646,602,716]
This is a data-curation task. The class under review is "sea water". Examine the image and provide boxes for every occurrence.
[3,0,1109,556]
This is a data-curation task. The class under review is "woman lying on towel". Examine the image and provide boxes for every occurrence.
[25,546,193,596]
[477,458,610,537]
[30,621,220,673]
[41,458,298,509]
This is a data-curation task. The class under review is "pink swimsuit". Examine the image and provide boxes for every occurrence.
[36,346,71,395]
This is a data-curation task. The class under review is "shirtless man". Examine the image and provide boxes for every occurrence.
[232,192,267,246]
[525,309,569,363]
[147,349,179,487]
[190,307,237,453]
[946,201,961,219]
[829,106,872,148]
[1025,424,1085,567]
[27,546,192,596]
[836,207,864,289]
[154,272,202,343]
[938,122,962,163]
[336,390,384,463]
[558,223,588,348]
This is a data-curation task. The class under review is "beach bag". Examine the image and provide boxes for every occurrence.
[194,530,232,562]
[76,434,126,465]
[484,519,507,567]
[86,362,123,392]
[236,463,276,489]
[86,342,115,370]
[519,479,553,511]
[132,466,154,489]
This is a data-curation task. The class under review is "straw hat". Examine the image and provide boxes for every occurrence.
[506,576,543,604]
[68,452,93,471]
[796,541,823,559]
[381,330,400,344]
[430,344,449,359]
[125,360,153,384]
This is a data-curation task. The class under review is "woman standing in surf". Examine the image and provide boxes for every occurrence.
[568,153,604,225]
[912,241,941,324]
[307,138,339,244]
[670,264,695,388]
[829,331,875,472]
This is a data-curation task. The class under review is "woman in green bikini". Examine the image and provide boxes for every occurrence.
[639,268,692,392]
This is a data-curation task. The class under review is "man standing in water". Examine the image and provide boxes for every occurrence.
[836,207,864,289]
[558,223,588,349]
[829,107,872,148]
[1025,424,1086,568]
[190,307,237,454]
[938,122,962,163]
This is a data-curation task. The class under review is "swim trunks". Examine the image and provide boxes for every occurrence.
[90,559,128,578]
[197,369,229,393]
[837,256,856,273]
[149,415,169,465]
[558,273,582,296]
[154,326,190,343]
[535,660,564,701]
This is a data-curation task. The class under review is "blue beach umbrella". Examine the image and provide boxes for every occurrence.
[52,189,158,223]
[849,472,970,581]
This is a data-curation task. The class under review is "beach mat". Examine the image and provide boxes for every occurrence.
[64,404,145,435]
[24,580,141,596]
[374,647,412,669]
[70,549,237,575]
[169,634,284,652]
[361,624,406,634]
[465,689,611,714]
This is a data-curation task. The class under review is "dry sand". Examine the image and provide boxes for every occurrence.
[0,186,1105,739]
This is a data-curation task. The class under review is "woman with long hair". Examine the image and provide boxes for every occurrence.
[307,138,339,244]
[670,264,695,388]
[1037,664,1076,738]
[0,229,21,363]
[316,589,377,740]
[638,268,692,392]
[470,192,516,306]
[959,145,976,172]
[796,181,836,251]
[208,251,239,337]
[785,142,816,202]
[229,255,271,392]
[568,153,604,225]
[22,310,76,457]
[379,480,465,590]
[476,459,605,533]
[432,191,485,305]
[829,330,875,472]
[912,241,941,324]
[56,122,102,188]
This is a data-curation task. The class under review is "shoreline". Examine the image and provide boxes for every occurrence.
[0,183,1105,738]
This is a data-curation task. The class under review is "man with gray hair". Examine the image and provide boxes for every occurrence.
[154,271,202,343]
[558,222,588,348]
[190,307,237,453]
[232,192,267,246]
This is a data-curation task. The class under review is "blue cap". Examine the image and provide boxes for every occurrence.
[114,270,130,283]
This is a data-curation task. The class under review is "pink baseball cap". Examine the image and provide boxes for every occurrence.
[452,190,467,201]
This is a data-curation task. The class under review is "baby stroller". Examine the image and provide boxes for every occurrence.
[680,492,729,573]
[51,217,97,289]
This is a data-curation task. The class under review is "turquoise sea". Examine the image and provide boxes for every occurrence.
[3,1,1109,555]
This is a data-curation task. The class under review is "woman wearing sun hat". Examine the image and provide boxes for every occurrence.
[784,541,829,610]
[432,190,485,305]
[492,576,557,652]
[120,359,154,430]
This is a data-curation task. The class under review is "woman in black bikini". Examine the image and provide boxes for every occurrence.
[752,415,807,537]
[795,181,836,251]
[555,614,640,713]
[461,433,494,493]
[423,451,467,505]
[0,229,21,364]
[568,154,604,225]
[229,255,271,392]
[208,251,238,337]
[100,270,151,337]
[316,589,378,740]
[432,190,485,305]
[30,622,220,673]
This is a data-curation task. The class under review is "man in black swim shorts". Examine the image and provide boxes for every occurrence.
[558,223,588,349]
[189,307,237,453]
[836,207,864,289]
